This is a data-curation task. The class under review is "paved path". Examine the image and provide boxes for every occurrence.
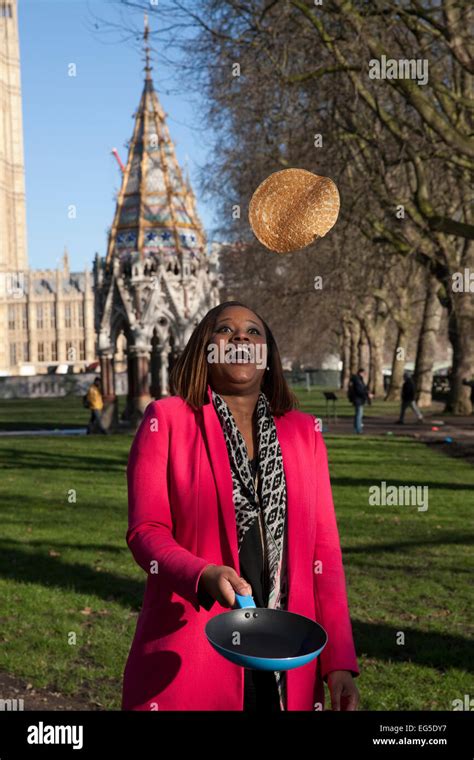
[321,409,474,464]
[322,411,473,439]
[1,410,473,462]
[0,428,87,437]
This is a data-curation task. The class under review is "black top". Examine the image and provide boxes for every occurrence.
[239,456,269,608]
[241,457,281,711]
[197,455,281,710]
[350,373,371,405]
[401,377,416,402]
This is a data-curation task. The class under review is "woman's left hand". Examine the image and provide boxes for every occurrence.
[327,670,360,711]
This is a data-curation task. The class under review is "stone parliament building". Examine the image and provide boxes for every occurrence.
[0,1,95,377]
[1,2,220,416]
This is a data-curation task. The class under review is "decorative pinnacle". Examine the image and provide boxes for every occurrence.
[144,13,152,80]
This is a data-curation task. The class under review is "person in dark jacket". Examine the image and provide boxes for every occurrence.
[397,373,423,424]
[462,378,474,410]
[348,368,371,434]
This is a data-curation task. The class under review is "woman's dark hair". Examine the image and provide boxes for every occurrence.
[169,301,299,416]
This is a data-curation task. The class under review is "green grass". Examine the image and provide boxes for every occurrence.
[292,385,441,419]
[0,393,472,710]
[325,435,473,710]
[0,387,437,433]
[0,435,137,708]
[0,396,128,431]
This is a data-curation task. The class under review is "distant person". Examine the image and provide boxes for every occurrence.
[462,377,474,409]
[397,373,423,424]
[86,377,107,435]
[348,368,371,434]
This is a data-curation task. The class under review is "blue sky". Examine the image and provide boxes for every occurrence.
[19,0,214,272]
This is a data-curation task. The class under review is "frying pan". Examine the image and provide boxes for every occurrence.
[205,592,328,671]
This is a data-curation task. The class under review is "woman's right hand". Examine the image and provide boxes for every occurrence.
[199,564,252,608]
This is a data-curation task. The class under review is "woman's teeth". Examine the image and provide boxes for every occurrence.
[228,346,252,363]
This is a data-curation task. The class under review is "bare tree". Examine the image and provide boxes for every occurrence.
[113,0,471,411]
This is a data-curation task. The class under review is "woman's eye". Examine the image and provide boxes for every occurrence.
[215,325,260,335]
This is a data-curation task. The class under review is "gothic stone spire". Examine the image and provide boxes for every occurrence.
[95,16,220,418]
[105,20,206,272]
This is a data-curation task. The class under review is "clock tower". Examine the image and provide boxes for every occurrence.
[0,0,28,273]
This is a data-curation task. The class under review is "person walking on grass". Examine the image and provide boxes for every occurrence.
[397,373,423,425]
[462,378,474,411]
[348,368,371,434]
[86,377,108,435]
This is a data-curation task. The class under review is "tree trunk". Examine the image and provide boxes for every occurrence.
[341,320,351,390]
[445,288,474,414]
[349,318,361,376]
[363,319,386,397]
[386,325,409,401]
[414,275,443,407]
[368,330,386,397]
[358,327,370,375]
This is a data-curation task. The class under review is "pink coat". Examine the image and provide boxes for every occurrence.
[121,383,359,710]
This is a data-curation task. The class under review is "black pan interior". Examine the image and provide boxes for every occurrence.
[206,608,327,658]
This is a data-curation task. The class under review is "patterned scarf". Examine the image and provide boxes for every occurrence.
[211,388,289,710]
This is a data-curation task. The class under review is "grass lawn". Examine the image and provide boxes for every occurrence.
[294,385,403,417]
[0,387,441,432]
[0,394,472,710]
[0,396,126,431]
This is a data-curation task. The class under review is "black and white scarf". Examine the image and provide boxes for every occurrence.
[211,388,289,709]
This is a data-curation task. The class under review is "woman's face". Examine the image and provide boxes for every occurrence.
[206,306,268,394]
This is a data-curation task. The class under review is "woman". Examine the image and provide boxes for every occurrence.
[122,301,360,711]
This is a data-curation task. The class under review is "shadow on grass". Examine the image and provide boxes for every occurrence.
[1,540,473,674]
[348,560,472,575]
[0,538,126,553]
[0,447,129,472]
[331,476,474,491]
[353,619,474,674]
[0,540,145,611]
[0,422,86,432]
[342,533,474,554]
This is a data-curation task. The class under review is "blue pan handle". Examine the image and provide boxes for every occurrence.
[233,592,257,609]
